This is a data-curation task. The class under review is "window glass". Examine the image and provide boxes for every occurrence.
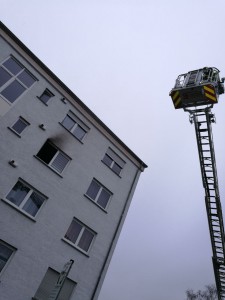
[62,116,75,131]
[1,80,26,103]
[0,242,14,273]
[0,67,12,87]
[22,192,45,217]
[34,268,76,300]
[39,90,54,104]
[6,181,30,206]
[97,189,111,209]
[5,180,46,218]
[3,57,22,75]
[73,126,86,140]
[86,180,100,200]
[112,163,122,175]
[17,70,36,88]
[37,141,70,174]
[12,118,28,134]
[77,228,94,252]
[102,154,113,168]
[0,57,36,104]
[65,220,82,244]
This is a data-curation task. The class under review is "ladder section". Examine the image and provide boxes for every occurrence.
[190,107,225,299]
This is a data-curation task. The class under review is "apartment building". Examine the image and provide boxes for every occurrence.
[0,22,147,300]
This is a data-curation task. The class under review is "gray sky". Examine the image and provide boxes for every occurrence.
[1,1,225,299]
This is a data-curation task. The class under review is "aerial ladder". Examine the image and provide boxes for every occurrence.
[169,67,225,299]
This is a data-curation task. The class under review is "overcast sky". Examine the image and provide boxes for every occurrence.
[1,1,225,299]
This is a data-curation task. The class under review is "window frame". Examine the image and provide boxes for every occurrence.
[85,178,112,211]
[33,267,76,300]
[60,111,89,143]
[0,56,37,104]
[37,88,54,105]
[63,218,96,255]
[102,148,125,176]
[3,179,47,220]
[0,240,16,276]
[8,116,30,137]
[36,140,71,175]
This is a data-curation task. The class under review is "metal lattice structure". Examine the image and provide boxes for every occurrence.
[169,67,225,299]
[186,107,225,299]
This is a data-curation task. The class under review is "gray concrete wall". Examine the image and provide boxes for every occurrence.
[0,32,143,300]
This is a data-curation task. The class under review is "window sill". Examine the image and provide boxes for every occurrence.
[33,156,63,178]
[61,238,90,257]
[101,160,122,178]
[58,122,84,144]
[1,198,37,222]
[84,194,108,213]
[7,127,22,138]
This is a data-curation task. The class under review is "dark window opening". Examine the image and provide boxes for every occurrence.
[37,141,57,164]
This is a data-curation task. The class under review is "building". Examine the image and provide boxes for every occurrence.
[0,22,147,300]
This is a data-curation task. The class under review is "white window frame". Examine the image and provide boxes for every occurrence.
[85,179,112,210]
[0,56,37,104]
[61,111,89,142]
[4,179,47,219]
[0,240,16,276]
[37,88,54,105]
[64,218,96,254]
[36,140,71,175]
[102,148,125,176]
[9,116,30,137]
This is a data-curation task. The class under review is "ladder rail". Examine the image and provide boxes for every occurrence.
[185,107,225,299]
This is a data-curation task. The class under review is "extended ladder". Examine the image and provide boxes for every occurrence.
[185,106,225,299]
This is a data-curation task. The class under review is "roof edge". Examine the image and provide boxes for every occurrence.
[0,21,147,170]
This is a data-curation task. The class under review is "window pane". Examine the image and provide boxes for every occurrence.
[39,90,53,104]
[51,152,69,173]
[97,189,111,209]
[12,118,28,134]
[6,181,30,206]
[0,67,12,87]
[73,125,86,141]
[102,154,113,168]
[3,57,22,75]
[65,220,82,244]
[62,115,75,131]
[86,181,100,200]
[22,192,45,217]
[112,162,122,175]
[0,243,14,273]
[78,228,94,252]
[17,70,36,88]
[1,80,26,103]
[37,142,57,164]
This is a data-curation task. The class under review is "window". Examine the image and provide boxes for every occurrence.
[5,180,46,217]
[0,56,36,103]
[36,140,70,174]
[86,179,112,209]
[102,148,125,176]
[38,89,54,105]
[0,241,15,274]
[33,267,76,300]
[61,111,88,142]
[10,117,29,135]
[64,218,95,253]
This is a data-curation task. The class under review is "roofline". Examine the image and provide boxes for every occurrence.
[0,21,147,170]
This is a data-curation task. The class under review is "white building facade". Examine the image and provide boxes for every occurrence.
[0,22,147,300]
